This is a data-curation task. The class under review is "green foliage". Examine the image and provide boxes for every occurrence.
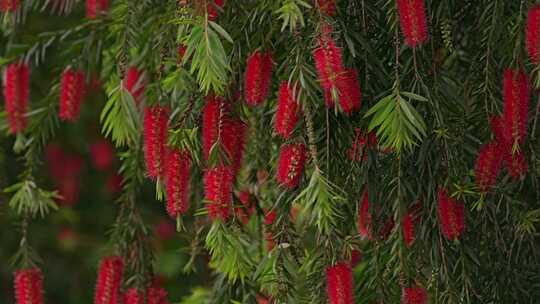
[5,179,58,218]
[100,80,140,147]
[276,0,311,32]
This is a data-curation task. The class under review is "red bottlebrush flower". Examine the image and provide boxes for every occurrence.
[14,268,44,304]
[316,0,336,16]
[244,50,273,106]
[144,105,169,179]
[275,82,300,139]
[402,286,428,304]
[59,68,86,122]
[326,262,355,304]
[276,143,307,188]
[165,149,191,219]
[474,142,503,192]
[123,289,144,304]
[396,0,428,47]
[358,190,372,240]
[402,212,415,247]
[235,191,255,225]
[202,95,226,160]
[490,115,508,145]
[313,28,345,95]
[147,282,170,304]
[503,69,529,145]
[526,5,540,63]
[94,256,124,304]
[350,249,362,268]
[207,0,224,21]
[221,118,248,175]
[336,68,361,114]
[264,209,277,226]
[437,188,465,241]
[256,295,271,304]
[504,149,528,180]
[89,139,115,171]
[204,166,234,221]
[3,62,29,134]
[0,0,19,12]
[86,0,109,19]
[123,67,145,105]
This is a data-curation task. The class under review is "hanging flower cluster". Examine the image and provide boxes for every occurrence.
[123,289,143,304]
[502,69,529,146]
[316,0,336,16]
[86,0,109,19]
[59,68,86,122]
[123,67,145,105]
[396,0,428,47]
[0,0,19,12]
[3,62,29,134]
[276,143,307,188]
[147,282,170,304]
[244,50,273,106]
[402,286,428,304]
[14,268,44,304]
[274,82,300,139]
[402,201,421,248]
[474,142,503,192]
[94,256,123,304]
[437,188,465,240]
[165,149,192,219]
[326,262,355,304]
[207,0,224,21]
[204,165,234,221]
[143,105,170,180]
[358,190,372,240]
[526,5,540,63]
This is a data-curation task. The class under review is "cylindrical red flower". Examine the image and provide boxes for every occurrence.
[313,27,344,96]
[221,118,248,175]
[204,165,234,221]
[207,0,224,21]
[94,256,124,304]
[147,281,170,304]
[474,142,503,193]
[144,105,170,179]
[503,69,529,145]
[123,67,145,105]
[402,212,415,247]
[165,149,191,219]
[202,95,224,160]
[316,0,336,16]
[59,68,86,122]
[358,190,372,240]
[0,0,19,12]
[123,288,143,304]
[336,68,361,115]
[276,143,307,188]
[437,187,465,241]
[326,262,355,304]
[3,62,29,134]
[275,82,300,139]
[86,0,109,19]
[89,139,115,171]
[402,286,428,304]
[244,50,273,106]
[396,0,428,47]
[526,5,540,63]
[14,268,44,304]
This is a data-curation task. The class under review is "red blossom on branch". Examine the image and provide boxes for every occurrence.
[502,69,529,145]
[358,190,372,240]
[402,212,415,247]
[144,105,170,179]
[3,62,29,134]
[244,50,273,106]
[94,256,123,304]
[474,142,503,193]
[316,0,336,16]
[326,262,355,304]
[123,67,145,105]
[313,27,345,98]
[14,268,44,304]
[86,0,109,19]
[402,286,428,304]
[504,149,528,180]
[123,288,143,304]
[336,68,361,114]
[207,0,224,21]
[275,82,300,139]
[437,188,465,241]
[165,149,192,219]
[59,68,86,122]
[396,0,428,47]
[0,0,19,12]
[204,165,234,221]
[276,143,307,188]
[147,281,170,304]
[526,5,540,63]
[222,118,248,175]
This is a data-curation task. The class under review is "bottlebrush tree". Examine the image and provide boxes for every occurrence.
[1,1,540,303]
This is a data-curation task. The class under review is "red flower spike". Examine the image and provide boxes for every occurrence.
[402,212,415,247]
[244,50,273,106]
[204,166,234,221]
[313,28,345,94]
[276,143,307,188]
[526,5,540,63]
[437,188,465,241]
[490,115,508,145]
[207,0,224,21]
[358,190,372,240]
[165,149,192,219]
[86,0,109,19]
[123,67,145,105]
[275,82,300,139]
[504,149,528,180]
[474,142,503,193]
[147,281,170,304]
[326,262,355,304]
[14,268,44,304]
[503,69,529,145]
[202,95,226,160]
[89,139,115,171]
[3,62,29,134]
[402,286,428,304]
[123,289,144,304]
[144,105,170,179]
[94,256,124,304]
[59,68,86,122]
[336,68,361,114]
[316,0,336,16]
[222,118,248,175]
[0,0,19,12]
[396,0,428,47]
